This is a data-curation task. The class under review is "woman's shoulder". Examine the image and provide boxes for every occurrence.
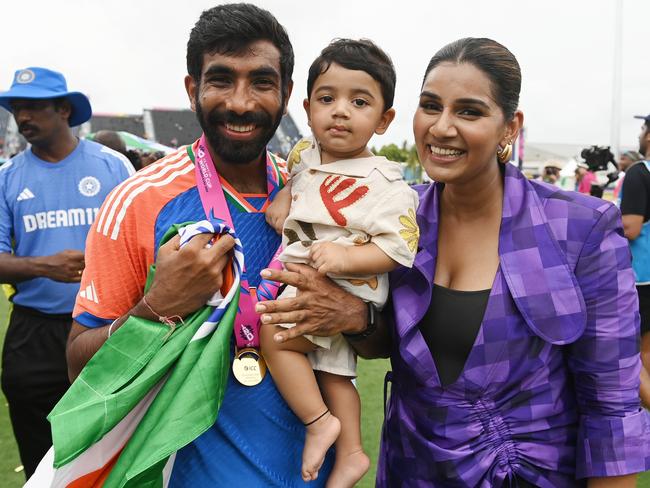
[529,178,617,224]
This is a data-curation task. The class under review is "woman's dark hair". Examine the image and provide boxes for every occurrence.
[307,38,396,111]
[186,3,294,100]
[423,38,521,120]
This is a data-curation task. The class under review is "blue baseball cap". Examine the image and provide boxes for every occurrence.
[0,67,92,126]
[634,114,650,124]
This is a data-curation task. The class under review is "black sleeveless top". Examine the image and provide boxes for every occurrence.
[418,284,539,488]
[419,284,491,387]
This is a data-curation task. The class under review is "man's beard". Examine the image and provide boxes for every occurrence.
[195,97,283,165]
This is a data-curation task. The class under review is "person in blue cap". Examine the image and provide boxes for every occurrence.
[0,67,134,478]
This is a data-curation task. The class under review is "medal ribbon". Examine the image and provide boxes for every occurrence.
[193,135,284,349]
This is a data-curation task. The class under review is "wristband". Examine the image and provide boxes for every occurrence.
[107,319,117,338]
[343,301,378,341]
[142,295,184,327]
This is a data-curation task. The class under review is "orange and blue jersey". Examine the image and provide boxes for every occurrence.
[73,141,333,486]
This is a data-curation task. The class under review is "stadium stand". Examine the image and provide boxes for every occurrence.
[89,114,145,137]
[270,114,302,159]
[146,109,201,147]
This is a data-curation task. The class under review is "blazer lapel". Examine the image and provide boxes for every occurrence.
[498,164,586,344]
[391,183,439,385]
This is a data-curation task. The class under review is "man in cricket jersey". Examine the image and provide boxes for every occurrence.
[0,67,134,478]
[67,4,336,486]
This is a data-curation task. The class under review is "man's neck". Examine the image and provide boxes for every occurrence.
[208,146,268,194]
[31,131,78,163]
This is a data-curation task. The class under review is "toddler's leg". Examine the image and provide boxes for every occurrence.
[316,371,370,488]
[260,324,341,482]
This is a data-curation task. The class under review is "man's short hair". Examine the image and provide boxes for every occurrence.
[93,130,127,155]
[186,3,294,100]
[306,39,396,111]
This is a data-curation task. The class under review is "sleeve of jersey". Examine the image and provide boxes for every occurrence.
[0,174,13,254]
[73,188,149,328]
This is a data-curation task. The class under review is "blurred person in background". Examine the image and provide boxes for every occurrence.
[620,114,650,407]
[575,161,597,194]
[539,161,562,186]
[614,150,644,201]
[0,67,133,478]
[93,131,144,171]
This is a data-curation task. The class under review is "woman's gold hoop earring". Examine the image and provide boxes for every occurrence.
[497,142,513,164]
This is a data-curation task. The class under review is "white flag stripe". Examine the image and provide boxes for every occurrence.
[24,447,55,487]
[111,164,194,240]
[25,382,166,488]
[95,150,189,235]
[56,383,164,487]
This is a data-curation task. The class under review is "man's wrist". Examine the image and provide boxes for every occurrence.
[30,255,51,278]
[343,301,378,341]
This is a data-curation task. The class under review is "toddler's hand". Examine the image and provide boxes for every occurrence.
[266,201,288,235]
[310,242,349,275]
[265,183,292,235]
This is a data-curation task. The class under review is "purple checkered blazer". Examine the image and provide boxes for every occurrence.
[378,163,650,487]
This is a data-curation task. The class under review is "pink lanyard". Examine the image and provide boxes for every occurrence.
[194,135,283,349]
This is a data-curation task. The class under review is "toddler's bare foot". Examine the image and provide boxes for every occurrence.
[302,411,341,482]
[325,449,370,488]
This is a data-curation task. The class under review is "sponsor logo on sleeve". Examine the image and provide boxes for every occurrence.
[79,281,99,304]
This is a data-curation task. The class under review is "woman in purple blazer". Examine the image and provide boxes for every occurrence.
[262,38,650,487]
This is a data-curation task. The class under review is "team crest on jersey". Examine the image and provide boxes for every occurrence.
[79,176,101,197]
[15,69,35,84]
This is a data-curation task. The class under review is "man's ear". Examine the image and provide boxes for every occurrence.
[56,99,73,124]
[184,75,197,112]
[282,80,293,115]
[374,108,396,135]
[303,98,312,128]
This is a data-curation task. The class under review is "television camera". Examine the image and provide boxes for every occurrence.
[580,145,618,198]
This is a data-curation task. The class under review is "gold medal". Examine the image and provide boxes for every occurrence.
[232,347,266,386]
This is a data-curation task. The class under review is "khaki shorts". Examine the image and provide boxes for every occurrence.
[277,284,357,377]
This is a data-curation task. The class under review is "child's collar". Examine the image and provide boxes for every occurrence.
[310,155,404,181]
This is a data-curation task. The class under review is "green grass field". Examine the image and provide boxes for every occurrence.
[0,294,649,487]
[0,296,27,487]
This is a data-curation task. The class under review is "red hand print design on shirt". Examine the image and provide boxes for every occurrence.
[319,175,369,226]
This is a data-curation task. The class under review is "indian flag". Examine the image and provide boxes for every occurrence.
[27,220,243,487]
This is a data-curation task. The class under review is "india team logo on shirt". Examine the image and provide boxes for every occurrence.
[79,176,101,197]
